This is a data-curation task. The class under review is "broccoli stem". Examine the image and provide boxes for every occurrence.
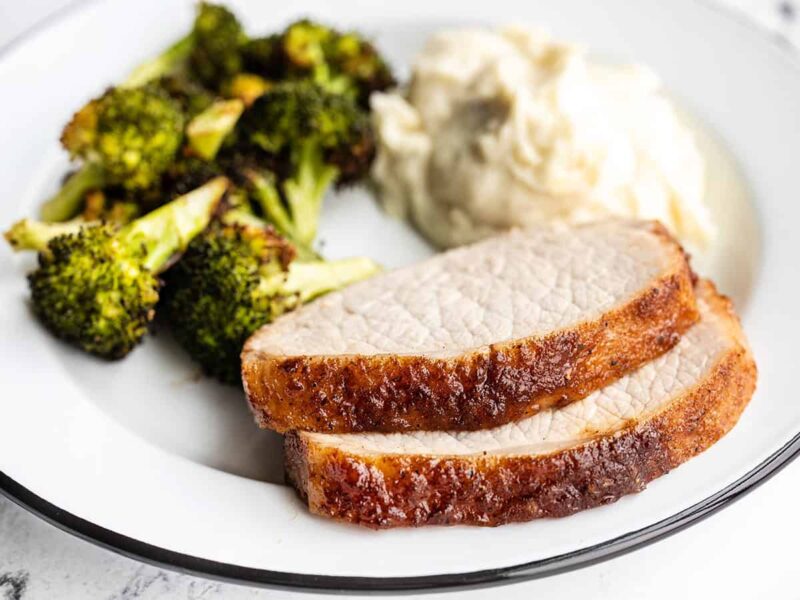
[220,207,270,229]
[123,34,195,88]
[220,207,321,260]
[282,142,338,248]
[3,218,93,253]
[223,200,323,261]
[291,241,323,262]
[249,172,293,235]
[247,170,321,261]
[186,99,244,160]
[119,176,228,272]
[281,257,381,302]
[39,163,105,223]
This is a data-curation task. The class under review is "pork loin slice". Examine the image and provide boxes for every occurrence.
[243,220,698,433]
[285,282,756,528]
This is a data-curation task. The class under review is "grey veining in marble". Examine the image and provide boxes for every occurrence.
[0,495,275,599]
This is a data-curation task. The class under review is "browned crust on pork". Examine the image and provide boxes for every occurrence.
[243,223,699,434]
[285,287,756,528]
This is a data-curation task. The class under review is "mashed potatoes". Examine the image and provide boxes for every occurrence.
[371,27,714,250]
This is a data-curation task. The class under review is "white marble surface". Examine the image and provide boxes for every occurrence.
[1,1,800,598]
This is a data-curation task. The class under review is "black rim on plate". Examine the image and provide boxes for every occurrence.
[2,433,799,594]
[1,0,799,593]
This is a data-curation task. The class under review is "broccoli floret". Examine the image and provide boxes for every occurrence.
[41,85,185,222]
[163,215,380,384]
[265,20,395,106]
[123,9,394,106]
[60,87,185,186]
[326,31,396,105]
[125,2,247,93]
[27,177,228,359]
[29,225,161,359]
[236,81,374,248]
[281,20,333,74]
[189,2,248,90]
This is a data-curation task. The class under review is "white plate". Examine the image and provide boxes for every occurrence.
[0,0,798,592]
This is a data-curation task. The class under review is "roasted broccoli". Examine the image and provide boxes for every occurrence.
[279,20,332,77]
[6,219,95,253]
[156,154,225,201]
[26,177,228,359]
[259,20,395,106]
[327,30,396,105]
[186,98,244,160]
[124,7,394,103]
[5,2,394,382]
[41,85,185,222]
[125,2,247,92]
[163,214,380,383]
[152,74,215,119]
[235,81,374,248]
[188,2,248,89]
[123,34,195,89]
[5,191,138,253]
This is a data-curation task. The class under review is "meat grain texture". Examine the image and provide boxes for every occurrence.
[285,282,756,528]
[243,220,698,433]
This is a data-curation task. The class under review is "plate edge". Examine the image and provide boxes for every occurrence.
[3,432,799,594]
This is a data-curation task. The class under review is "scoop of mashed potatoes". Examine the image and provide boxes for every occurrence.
[371,27,714,250]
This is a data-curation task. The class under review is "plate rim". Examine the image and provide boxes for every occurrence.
[2,0,799,593]
[2,432,798,594]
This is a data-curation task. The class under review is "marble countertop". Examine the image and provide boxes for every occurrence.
[1,1,799,598]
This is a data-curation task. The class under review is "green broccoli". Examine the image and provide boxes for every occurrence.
[124,2,247,92]
[188,2,248,89]
[263,20,395,106]
[235,81,374,249]
[163,214,380,384]
[5,191,138,252]
[156,154,225,201]
[123,35,196,90]
[280,20,332,77]
[5,219,95,253]
[186,98,244,160]
[26,177,228,359]
[152,73,215,119]
[326,30,396,105]
[123,7,395,105]
[41,85,185,222]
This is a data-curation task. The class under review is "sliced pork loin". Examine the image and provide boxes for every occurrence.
[286,281,756,528]
[243,220,698,434]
